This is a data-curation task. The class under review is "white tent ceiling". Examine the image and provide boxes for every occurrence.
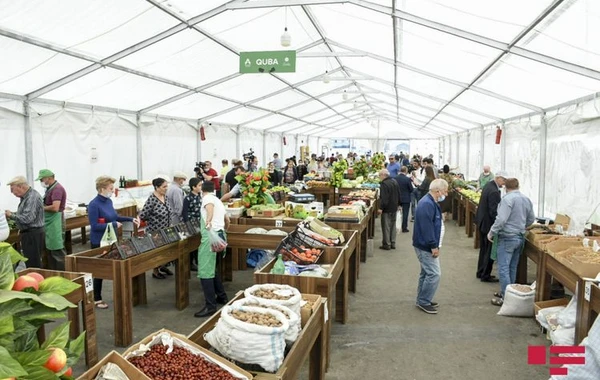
[1,0,599,137]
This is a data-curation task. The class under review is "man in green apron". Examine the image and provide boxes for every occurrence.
[37,169,67,270]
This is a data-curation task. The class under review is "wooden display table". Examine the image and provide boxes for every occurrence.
[465,200,477,238]
[533,247,588,344]
[325,214,369,268]
[451,190,460,221]
[226,224,295,271]
[457,193,466,227]
[22,268,98,368]
[65,238,192,346]
[578,283,600,342]
[188,291,327,380]
[254,246,346,370]
[305,186,333,206]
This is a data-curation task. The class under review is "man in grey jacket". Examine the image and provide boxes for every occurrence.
[167,172,188,225]
[488,178,535,305]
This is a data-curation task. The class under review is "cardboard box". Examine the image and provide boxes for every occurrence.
[534,298,570,315]
[284,201,324,218]
[246,207,284,217]
[77,351,150,380]
[569,255,600,279]
[555,214,571,230]
[300,294,322,328]
[123,328,253,380]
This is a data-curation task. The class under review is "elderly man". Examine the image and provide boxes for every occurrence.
[478,165,494,191]
[272,153,283,170]
[5,176,44,268]
[475,171,508,282]
[413,178,448,314]
[167,172,187,225]
[489,178,535,306]
[37,169,67,270]
[378,169,400,250]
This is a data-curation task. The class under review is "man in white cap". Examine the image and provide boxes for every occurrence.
[167,172,188,226]
[5,176,44,268]
[37,169,67,270]
[475,170,508,283]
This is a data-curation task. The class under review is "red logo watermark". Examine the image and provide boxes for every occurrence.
[528,345,586,376]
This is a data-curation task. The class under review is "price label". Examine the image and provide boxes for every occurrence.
[84,274,94,294]
[585,281,592,302]
[275,220,283,228]
[334,188,339,194]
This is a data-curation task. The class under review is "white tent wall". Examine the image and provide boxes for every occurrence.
[237,127,263,168]
[201,125,237,172]
[28,107,138,204]
[264,133,281,166]
[409,139,440,163]
[457,133,469,178]
[0,103,27,211]
[140,117,197,181]
[545,101,600,229]
[483,126,502,175]
[467,129,483,181]
[282,135,297,161]
[504,119,541,213]
[449,134,458,170]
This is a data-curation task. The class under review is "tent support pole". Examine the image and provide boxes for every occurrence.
[538,114,548,217]
[136,114,143,180]
[235,126,241,159]
[500,123,506,171]
[262,132,267,168]
[480,126,485,171]
[23,101,34,183]
[197,121,202,163]
[466,132,470,180]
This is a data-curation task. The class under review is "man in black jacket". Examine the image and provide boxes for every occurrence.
[395,166,414,233]
[224,160,243,190]
[378,169,400,250]
[475,171,508,282]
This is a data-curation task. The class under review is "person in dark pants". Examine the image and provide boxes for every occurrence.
[195,181,230,318]
[6,176,44,268]
[37,169,67,270]
[88,176,139,309]
[394,166,414,233]
[183,177,203,271]
[378,169,400,250]
[475,171,508,282]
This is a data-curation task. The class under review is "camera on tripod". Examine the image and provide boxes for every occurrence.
[242,149,255,163]
[194,161,207,177]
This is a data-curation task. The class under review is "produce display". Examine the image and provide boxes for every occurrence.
[348,189,377,199]
[305,180,330,188]
[128,344,238,380]
[0,244,86,380]
[511,284,533,293]
[247,204,284,217]
[232,299,300,344]
[230,310,283,327]
[370,153,386,172]
[329,159,348,188]
[235,169,272,208]
[352,157,369,178]
[459,188,481,204]
[269,186,291,193]
[252,288,293,300]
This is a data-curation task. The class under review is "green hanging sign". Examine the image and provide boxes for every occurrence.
[239,50,296,74]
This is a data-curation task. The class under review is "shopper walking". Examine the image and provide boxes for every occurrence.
[195,181,230,318]
[413,179,448,314]
[417,166,436,201]
[183,177,203,271]
[88,176,139,309]
[37,169,67,270]
[394,166,413,233]
[489,178,535,306]
[166,172,187,225]
[139,178,172,279]
[475,171,508,282]
[387,155,401,178]
[5,176,44,268]
[378,169,400,250]
[409,159,424,221]
[439,165,454,221]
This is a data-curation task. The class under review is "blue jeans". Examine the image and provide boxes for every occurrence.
[496,236,525,296]
[414,247,441,306]
[411,188,420,218]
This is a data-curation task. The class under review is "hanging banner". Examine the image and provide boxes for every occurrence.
[239,50,296,74]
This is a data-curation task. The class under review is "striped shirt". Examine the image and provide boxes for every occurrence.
[10,187,44,230]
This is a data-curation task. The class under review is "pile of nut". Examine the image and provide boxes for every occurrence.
[231,310,282,327]
[511,284,533,293]
[252,289,292,300]
[128,344,238,380]
[302,298,315,310]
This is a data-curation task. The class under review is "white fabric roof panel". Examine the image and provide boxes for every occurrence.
[395,66,463,101]
[0,0,178,60]
[284,99,329,118]
[40,67,186,110]
[243,114,295,130]
[152,92,238,120]
[205,73,288,103]
[268,120,306,133]
[208,106,270,125]
[251,89,311,111]
[114,30,239,88]
[0,37,90,96]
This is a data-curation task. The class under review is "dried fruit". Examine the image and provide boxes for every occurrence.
[253,289,292,300]
[231,310,282,327]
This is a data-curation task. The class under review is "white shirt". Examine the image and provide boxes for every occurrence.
[201,193,226,231]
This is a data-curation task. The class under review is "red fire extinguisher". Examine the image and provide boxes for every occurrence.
[495,126,502,145]
[283,136,287,145]
[200,126,206,141]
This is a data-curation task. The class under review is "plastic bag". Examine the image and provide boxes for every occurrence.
[100,222,117,247]
[208,228,227,252]
[395,210,402,232]
[556,286,578,328]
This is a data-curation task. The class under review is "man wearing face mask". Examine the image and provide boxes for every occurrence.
[36,169,67,270]
[412,179,448,315]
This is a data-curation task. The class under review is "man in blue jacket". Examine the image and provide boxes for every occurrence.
[413,178,448,314]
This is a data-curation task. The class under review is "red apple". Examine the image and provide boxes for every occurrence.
[27,272,45,284]
[12,275,39,291]
[64,367,73,377]
[44,348,67,373]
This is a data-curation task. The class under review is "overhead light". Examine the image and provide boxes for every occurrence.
[342,90,348,101]
[280,27,291,47]
[322,71,330,84]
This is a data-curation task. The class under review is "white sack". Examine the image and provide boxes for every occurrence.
[498,284,536,317]
[232,299,300,344]
[244,284,302,317]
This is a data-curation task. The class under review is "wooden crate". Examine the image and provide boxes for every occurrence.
[246,208,285,217]
[226,224,294,271]
[65,239,192,347]
[187,292,327,380]
[77,351,149,380]
[21,268,98,368]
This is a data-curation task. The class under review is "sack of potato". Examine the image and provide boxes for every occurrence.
[204,305,289,372]
[232,298,300,344]
[244,284,303,317]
